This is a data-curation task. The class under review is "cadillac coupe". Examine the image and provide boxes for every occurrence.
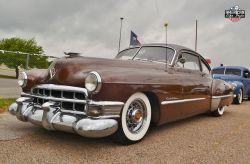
[9,44,234,144]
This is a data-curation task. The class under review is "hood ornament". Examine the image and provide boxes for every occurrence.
[49,67,56,79]
[64,52,81,57]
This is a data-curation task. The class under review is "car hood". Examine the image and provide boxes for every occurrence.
[37,56,168,86]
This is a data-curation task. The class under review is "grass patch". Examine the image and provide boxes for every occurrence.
[0,74,16,79]
[0,98,15,113]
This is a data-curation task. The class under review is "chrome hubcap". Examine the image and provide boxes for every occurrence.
[126,99,146,133]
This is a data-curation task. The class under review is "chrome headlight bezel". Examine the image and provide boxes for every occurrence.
[17,71,28,88]
[85,71,102,94]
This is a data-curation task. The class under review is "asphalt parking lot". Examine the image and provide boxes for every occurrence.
[0,102,250,164]
[0,78,21,98]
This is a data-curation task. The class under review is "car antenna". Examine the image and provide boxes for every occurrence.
[164,22,168,71]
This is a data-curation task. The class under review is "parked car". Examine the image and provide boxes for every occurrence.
[212,66,250,104]
[9,44,234,144]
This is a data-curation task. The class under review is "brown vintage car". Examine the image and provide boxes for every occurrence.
[9,44,234,144]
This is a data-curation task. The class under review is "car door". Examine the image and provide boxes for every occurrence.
[174,51,211,116]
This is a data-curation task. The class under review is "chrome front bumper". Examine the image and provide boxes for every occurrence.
[9,97,124,138]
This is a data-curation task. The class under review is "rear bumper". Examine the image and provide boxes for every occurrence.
[9,97,123,138]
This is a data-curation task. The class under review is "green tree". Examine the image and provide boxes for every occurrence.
[0,37,49,69]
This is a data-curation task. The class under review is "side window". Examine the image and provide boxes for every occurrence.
[201,61,210,74]
[225,69,241,76]
[176,53,200,71]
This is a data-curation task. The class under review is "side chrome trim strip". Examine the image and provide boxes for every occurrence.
[212,94,233,99]
[161,98,206,105]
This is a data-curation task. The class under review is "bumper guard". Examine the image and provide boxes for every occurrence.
[9,97,123,138]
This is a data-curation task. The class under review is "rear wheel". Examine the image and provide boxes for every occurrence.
[233,89,243,104]
[212,106,225,117]
[114,92,151,145]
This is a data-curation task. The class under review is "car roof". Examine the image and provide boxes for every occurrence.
[128,43,194,52]
[212,66,249,71]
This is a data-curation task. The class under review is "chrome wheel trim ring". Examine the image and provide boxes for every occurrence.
[121,92,151,141]
[126,99,146,134]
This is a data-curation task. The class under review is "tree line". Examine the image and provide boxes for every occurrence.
[0,37,50,69]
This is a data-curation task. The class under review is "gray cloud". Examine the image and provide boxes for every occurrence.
[0,0,249,68]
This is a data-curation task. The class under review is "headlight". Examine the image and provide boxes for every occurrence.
[17,72,28,88]
[85,71,102,94]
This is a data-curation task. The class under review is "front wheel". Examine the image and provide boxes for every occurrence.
[233,89,243,104]
[114,92,151,145]
[211,106,225,117]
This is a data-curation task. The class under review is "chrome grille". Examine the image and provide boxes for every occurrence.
[30,84,88,112]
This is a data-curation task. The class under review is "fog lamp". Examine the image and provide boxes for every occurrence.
[87,106,102,117]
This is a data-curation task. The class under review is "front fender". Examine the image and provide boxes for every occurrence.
[230,81,244,95]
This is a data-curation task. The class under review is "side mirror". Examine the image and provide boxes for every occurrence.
[178,57,186,64]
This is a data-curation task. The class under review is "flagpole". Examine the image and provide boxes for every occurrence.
[164,22,168,71]
[118,17,124,53]
[195,19,198,52]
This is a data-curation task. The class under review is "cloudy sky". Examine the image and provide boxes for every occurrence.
[0,0,249,68]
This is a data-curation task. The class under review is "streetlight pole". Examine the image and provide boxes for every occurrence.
[164,22,168,71]
[195,19,198,52]
[118,17,124,53]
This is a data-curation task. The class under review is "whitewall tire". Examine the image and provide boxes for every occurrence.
[212,106,225,117]
[233,89,243,104]
[114,92,151,144]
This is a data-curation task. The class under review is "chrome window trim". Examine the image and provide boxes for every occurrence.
[161,98,206,105]
[131,45,177,65]
[115,47,140,60]
[174,51,201,71]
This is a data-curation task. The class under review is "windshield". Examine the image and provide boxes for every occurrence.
[116,46,175,64]
[115,48,139,60]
